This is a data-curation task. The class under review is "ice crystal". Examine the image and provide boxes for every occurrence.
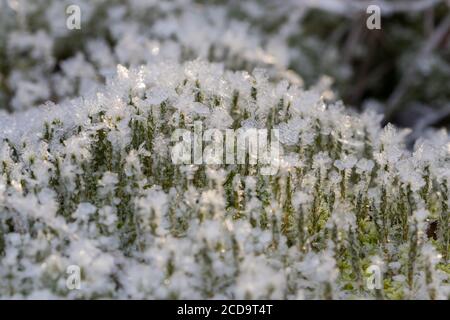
[0,59,448,299]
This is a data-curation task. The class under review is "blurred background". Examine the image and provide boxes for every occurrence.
[0,0,449,143]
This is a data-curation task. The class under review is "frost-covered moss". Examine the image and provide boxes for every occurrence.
[0,0,292,112]
[2,0,449,138]
[0,61,448,299]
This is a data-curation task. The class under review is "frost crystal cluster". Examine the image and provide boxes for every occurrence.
[2,0,449,133]
[0,0,292,112]
[0,61,449,299]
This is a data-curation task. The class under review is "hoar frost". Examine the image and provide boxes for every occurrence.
[0,61,449,299]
